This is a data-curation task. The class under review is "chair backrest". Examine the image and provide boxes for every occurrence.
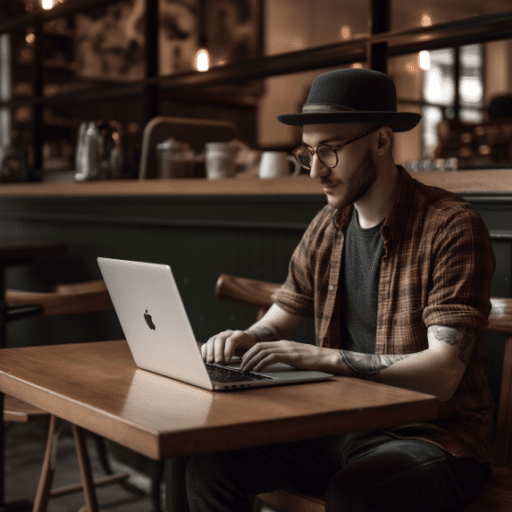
[215,274,281,320]
[5,280,113,316]
[216,275,512,469]
[139,116,239,179]
[488,298,512,468]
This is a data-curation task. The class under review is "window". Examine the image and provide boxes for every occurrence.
[460,44,484,123]
[421,44,484,157]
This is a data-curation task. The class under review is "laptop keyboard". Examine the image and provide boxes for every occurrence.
[205,363,273,383]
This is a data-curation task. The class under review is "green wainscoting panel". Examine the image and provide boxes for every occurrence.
[0,193,324,348]
[1,191,512,351]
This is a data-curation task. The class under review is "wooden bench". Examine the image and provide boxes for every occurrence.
[216,275,512,512]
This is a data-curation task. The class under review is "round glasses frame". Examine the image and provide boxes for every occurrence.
[292,126,380,170]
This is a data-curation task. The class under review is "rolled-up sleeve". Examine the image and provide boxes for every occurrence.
[422,206,495,337]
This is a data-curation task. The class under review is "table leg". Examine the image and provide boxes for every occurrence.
[0,265,32,512]
[0,386,33,512]
[165,457,190,512]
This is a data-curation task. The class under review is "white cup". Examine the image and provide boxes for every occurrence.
[205,142,239,179]
[259,151,301,179]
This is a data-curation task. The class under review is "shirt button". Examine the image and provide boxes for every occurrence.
[329,285,334,291]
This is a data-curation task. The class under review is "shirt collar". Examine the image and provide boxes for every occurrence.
[382,166,415,240]
[331,166,415,240]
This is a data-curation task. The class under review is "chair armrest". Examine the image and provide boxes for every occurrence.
[52,280,107,294]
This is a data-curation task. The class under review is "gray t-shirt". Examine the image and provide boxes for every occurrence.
[340,209,384,354]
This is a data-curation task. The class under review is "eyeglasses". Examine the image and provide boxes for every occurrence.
[292,126,380,170]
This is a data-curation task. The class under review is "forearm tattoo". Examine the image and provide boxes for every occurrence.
[429,325,478,364]
[246,325,278,342]
[339,351,411,380]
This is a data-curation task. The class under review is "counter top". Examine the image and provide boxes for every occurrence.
[0,169,512,197]
[0,175,322,197]
[414,169,512,195]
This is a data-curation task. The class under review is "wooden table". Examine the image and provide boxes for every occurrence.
[0,241,65,512]
[0,340,439,511]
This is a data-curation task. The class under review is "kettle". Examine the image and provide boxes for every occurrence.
[75,120,125,181]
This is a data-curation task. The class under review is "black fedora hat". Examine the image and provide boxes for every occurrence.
[278,68,421,132]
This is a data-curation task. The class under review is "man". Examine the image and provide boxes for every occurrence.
[187,68,495,512]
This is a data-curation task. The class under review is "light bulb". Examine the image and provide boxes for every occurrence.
[419,51,431,70]
[195,49,210,72]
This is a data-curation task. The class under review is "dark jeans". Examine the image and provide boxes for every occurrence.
[186,431,490,512]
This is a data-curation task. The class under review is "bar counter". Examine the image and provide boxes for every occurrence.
[0,175,321,197]
[0,169,511,196]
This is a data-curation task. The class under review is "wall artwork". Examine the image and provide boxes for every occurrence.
[75,0,262,80]
[75,0,146,81]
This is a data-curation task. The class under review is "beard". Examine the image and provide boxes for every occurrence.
[323,148,377,211]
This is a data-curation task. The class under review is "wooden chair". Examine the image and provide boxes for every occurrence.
[3,280,128,512]
[215,274,512,512]
[138,116,239,179]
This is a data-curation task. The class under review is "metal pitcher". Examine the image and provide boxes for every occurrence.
[75,120,125,181]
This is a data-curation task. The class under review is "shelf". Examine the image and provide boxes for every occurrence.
[14,107,79,128]
[43,59,78,72]
[17,58,78,73]
[43,27,75,39]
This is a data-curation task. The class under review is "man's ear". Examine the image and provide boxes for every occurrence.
[374,126,393,155]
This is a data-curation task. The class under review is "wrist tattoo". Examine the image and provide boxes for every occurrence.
[429,325,478,365]
[339,351,411,380]
[246,326,277,342]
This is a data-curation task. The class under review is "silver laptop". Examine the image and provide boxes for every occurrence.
[97,257,332,391]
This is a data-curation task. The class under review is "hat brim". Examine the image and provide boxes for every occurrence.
[277,111,421,132]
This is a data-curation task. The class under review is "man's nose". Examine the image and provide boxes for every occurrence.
[309,155,330,180]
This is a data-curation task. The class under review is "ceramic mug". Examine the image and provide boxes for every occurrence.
[205,141,239,179]
[156,138,195,179]
[259,151,301,179]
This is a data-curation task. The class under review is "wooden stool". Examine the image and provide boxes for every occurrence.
[216,275,512,512]
[4,280,128,512]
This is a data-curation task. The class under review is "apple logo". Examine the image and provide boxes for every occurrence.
[144,310,156,330]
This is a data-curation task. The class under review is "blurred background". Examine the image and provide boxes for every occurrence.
[0,0,512,180]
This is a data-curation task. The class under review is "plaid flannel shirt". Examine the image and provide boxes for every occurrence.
[273,167,495,462]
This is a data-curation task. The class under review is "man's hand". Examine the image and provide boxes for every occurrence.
[201,330,256,365]
[202,304,306,366]
[240,340,336,373]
